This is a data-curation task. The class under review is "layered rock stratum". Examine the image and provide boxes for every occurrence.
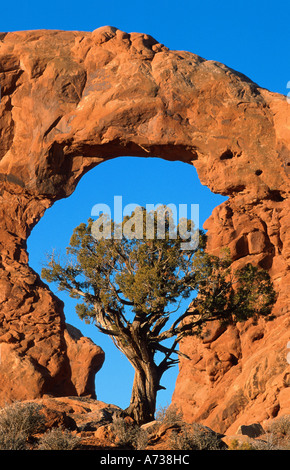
[0,26,289,432]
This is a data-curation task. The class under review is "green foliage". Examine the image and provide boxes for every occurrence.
[42,209,275,338]
[192,259,277,330]
[228,439,255,450]
[41,208,276,362]
[41,207,276,421]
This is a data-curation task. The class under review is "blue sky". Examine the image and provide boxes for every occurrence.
[1,0,289,95]
[27,158,227,409]
[2,0,288,411]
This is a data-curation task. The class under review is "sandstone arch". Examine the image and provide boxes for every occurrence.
[0,26,289,431]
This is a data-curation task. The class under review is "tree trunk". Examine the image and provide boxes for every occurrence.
[125,362,159,425]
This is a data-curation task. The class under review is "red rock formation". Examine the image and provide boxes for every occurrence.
[0,27,289,429]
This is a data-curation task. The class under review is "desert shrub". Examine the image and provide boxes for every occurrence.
[229,416,290,451]
[170,423,226,451]
[228,439,255,450]
[0,430,27,450]
[248,415,290,450]
[155,405,225,450]
[0,402,45,450]
[134,427,149,450]
[250,434,282,450]
[111,414,148,450]
[169,427,199,450]
[252,433,289,450]
[155,404,183,426]
[38,428,81,450]
[267,415,290,438]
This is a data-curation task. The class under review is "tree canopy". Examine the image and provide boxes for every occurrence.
[42,207,276,423]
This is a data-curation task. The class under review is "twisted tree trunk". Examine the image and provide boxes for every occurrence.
[125,361,160,424]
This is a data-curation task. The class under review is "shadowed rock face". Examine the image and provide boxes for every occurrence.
[0,26,289,429]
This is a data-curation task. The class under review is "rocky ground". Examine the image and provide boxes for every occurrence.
[0,396,288,451]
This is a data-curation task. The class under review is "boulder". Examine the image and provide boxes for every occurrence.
[237,423,265,438]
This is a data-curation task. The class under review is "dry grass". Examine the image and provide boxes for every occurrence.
[169,423,226,450]
[155,404,183,426]
[111,413,149,450]
[38,428,81,450]
[0,402,45,450]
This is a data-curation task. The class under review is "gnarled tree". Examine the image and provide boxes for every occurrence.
[42,207,276,424]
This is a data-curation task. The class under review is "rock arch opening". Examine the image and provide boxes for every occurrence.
[0,26,288,428]
[27,156,228,409]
